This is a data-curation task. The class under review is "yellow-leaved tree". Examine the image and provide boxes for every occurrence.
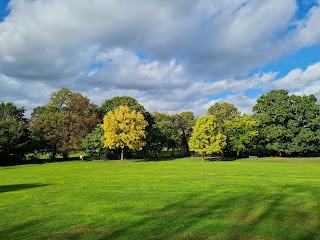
[189,115,227,162]
[102,106,148,161]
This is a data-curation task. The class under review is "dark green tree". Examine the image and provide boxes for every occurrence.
[0,102,29,165]
[286,94,320,155]
[81,124,113,159]
[152,112,180,156]
[101,96,146,116]
[149,111,195,157]
[175,111,195,156]
[253,89,320,156]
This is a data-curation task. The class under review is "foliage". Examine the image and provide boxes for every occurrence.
[224,115,258,157]
[175,111,195,155]
[81,124,109,159]
[101,96,146,116]
[0,102,29,165]
[29,88,100,160]
[101,96,159,158]
[102,106,148,160]
[252,89,320,156]
[29,106,51,153]
[189,115,227,161]
[151,111,195,158]
[152,112,180,156]
[207,102,240,126]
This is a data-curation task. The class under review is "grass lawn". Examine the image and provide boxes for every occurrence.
[0,157,319,240]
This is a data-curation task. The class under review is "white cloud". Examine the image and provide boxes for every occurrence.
[188,72,277,96]
[290,3,320,47]
[273,62,320,89]
[0,0,303,81]
[84,48,189,91]
[1,1,320,116]
[201,95,257,115]
[225,94,257,114]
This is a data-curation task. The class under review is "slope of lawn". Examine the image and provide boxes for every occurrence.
[0,157,319,240]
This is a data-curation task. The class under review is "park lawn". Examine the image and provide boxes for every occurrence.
[0,157,319,240]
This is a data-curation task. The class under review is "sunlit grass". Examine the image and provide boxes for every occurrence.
[0,157,319,239]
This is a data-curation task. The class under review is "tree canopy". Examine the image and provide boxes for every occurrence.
[224,115,258,157]
[253,90,320,156]
[101,96,146,116]
[207,102,240,125]
[0,102,29,165]
[29,88,100,160]
[189,115,227,161]
[3,87,320,165]
[102,106,148,161]
[81,124,108,159]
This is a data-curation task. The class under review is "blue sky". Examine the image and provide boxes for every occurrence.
[0,0,10,22]
[1,0,320,115]
[257,44,320,76]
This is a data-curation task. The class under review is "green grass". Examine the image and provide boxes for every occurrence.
[0,157,319,240]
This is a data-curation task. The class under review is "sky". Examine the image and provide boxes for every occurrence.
[1,0,320,116]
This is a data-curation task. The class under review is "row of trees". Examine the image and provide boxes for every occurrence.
[82,97,195,161]
[1,88,320,165]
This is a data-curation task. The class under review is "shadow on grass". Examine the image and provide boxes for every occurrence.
[0,219,43,239]
[42,186,320,239]
[133,157,178,162]
[134,154,191,162]
[205,156,237,161]
[107,188,319,239]
[2,185,319,239]
[0,183,50,193]
[47,156,83,162]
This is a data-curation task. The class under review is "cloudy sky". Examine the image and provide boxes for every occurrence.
[1,0,320,116]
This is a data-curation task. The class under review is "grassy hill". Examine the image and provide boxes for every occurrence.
[0,157,319,239]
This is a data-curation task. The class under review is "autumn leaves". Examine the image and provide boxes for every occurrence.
[102,106,148,161]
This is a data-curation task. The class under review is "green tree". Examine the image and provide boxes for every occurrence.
[207,102,240,125]
[175,111,195,156]
[224,115,258,158]
[152,112,180,156]
[285,94,320,155]
[102,106,148,161]
[101,96,146,116]
[0,102,29,165]
[253,90,295,156]
[29,88,100,160]
[253,89,320,156]
[81,124,108,159]
[151,111,194,157]
[189,116,226,161]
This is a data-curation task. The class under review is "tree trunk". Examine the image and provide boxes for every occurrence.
[156,145,163,157]
[237,151,239,158]
[182,130,190,156]
[51,144,57,161]
[202,154,204,162]
[121,148,124,161]
[62,152,68,160]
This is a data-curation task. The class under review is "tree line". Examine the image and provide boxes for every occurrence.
[1,88,320,165]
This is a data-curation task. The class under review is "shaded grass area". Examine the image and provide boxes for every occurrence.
[0,184,51,193]
[0,157,320,239]
[27,151,88,160]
